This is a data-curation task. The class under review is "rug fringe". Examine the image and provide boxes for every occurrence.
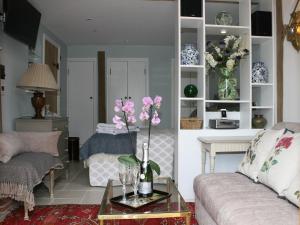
[0,182,34,211]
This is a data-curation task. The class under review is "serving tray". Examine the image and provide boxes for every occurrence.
[110,190,171,209]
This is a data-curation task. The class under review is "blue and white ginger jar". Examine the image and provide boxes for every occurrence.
[181,44,200,65]
[252,62,268,83]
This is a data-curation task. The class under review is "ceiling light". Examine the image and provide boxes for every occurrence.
[220,29,227,34]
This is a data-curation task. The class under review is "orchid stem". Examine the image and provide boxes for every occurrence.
[148,106,152,150]
[122,99,135,154]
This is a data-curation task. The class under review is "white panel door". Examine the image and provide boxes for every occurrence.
[128,61,147,127]
[68,60,95,145]
[107,61,128,124]
[107,59,148,128]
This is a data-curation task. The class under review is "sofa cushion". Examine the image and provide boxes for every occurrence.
[238,129,284,181]
[0,132,61,163]
[0,133,25,163]
[17,131,62,157]
[258,133,300,195]
[284,172,300,207]
[272,122,300,132]
[194,173,299,225]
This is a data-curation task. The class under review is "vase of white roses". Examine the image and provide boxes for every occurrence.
[205,35,249,100]
[112,96,162,176]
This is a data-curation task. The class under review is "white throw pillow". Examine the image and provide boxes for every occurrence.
[284,173,300,207]
[0,133,25,163]
[257,133,300,196]
[238,129,285,181]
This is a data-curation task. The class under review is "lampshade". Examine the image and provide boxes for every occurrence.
[17,64,58,91]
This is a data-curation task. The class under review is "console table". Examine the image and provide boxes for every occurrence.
[198,136,253,173]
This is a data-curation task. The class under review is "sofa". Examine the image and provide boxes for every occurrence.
[0,131,63,219]
[194,122,300,225]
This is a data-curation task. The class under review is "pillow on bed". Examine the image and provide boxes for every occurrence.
[17,131,62,157]
[0,133,25,163]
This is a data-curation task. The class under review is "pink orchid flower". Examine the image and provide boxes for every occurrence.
[139,111,150,121]
[142,97,153,107]
[151,115,161,125]
[154,96,162,107]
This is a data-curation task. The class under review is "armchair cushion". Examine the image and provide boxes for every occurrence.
[0,133,25,163]
[0,131,61,163]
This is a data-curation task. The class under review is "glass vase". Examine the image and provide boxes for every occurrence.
[217,67,238,100]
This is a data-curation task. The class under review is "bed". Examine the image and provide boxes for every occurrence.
[81,128,175,186]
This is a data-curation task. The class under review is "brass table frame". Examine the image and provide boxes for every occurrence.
[98,177,191,225]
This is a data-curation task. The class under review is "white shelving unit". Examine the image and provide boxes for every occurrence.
[175,0,276,200]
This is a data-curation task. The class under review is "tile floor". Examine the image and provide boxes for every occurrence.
[34,161,105,205]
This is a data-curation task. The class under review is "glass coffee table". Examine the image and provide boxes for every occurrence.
[98,177,191,225]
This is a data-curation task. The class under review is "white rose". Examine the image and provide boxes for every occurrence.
[226,59,235,71]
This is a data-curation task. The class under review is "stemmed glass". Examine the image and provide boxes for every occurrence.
[119,163,129,203]
[130,164,140,206]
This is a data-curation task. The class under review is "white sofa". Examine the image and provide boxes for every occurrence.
[193,122,300,225]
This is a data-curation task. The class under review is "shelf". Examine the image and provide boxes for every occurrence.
[181,17,204,28]
[181,97,204,101]
[206,100,250,103]
[205,24,250,35]
[252,106,273,109]
[180,65,204,72]
[252,36,273,44]
[251,83,273,87]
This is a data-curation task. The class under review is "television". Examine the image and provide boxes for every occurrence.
[3,0,41,49]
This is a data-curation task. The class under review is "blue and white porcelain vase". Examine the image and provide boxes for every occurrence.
[252,62,269,83]
[181,44,200,65]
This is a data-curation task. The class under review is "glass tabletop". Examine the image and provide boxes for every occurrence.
[98,177,190,220]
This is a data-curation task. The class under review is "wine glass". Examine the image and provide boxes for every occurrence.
[119,163,129,203]
[130,164,140,206]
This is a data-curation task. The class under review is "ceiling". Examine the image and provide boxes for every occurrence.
[29,0,176,46]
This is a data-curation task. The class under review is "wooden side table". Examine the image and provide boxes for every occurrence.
[198,136,253,173]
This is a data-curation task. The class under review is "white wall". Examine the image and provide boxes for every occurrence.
[0,24,68,131]
[283,0,300,122]
[68,45,174,128]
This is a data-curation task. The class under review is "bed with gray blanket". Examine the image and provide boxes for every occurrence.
[81,128,175,186]
[80,132,137,160]
[0,152,63,218]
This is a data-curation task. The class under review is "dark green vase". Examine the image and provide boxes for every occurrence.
[184,84,198,97]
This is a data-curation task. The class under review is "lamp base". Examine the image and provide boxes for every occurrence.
[31,92,45,119]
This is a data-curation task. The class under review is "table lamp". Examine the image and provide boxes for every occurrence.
[17,64,58,119]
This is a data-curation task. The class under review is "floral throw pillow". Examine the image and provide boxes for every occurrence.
[238,129,285,182]
[284,173,300,207]
[257,133,300,196]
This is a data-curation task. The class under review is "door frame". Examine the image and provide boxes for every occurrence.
[42,34,61,115]
[67,58,98,131]
[106,58,149,122]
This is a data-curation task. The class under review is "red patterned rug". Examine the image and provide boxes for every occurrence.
[0,203,198,225]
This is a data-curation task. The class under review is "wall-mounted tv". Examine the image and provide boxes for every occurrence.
[3,0,41,49]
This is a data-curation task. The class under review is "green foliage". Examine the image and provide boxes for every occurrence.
[118,154,161,176]
[149,160,161,176]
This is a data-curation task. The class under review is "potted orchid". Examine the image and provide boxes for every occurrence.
[112,96,162,176]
